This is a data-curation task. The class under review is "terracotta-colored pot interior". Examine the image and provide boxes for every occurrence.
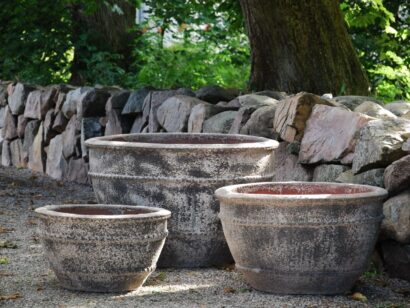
[109,134,261,145]
[54,206,156,216]
[237,184,374,195]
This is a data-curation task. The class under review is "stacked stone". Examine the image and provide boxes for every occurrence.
[1,81,409,281]
[0,82,115,184]
[269,93,410,282]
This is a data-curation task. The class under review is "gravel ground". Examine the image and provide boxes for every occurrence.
[0,166,409,308]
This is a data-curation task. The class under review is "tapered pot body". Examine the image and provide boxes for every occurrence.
[216,182,387,294]
[86,133,278,267]
[35,204,170,292]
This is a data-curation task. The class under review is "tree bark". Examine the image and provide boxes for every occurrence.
[240,0,370,95]
[70,0,136,85]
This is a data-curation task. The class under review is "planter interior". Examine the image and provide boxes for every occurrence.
[36,204,170,293]
[53,206,157,216]
[216,182,387,295]
[93,133,266,145]
[236,182,376,195]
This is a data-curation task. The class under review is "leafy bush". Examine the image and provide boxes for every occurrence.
[341,0,410,101]
[0,0,408,101]
[127,32,249,90]
[74,34,128,86]
[0,1,72,84]
[127,0,248,90]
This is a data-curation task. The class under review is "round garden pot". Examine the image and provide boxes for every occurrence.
[86,133,278,267]
[35,204,170,293]
[215,182,388,294]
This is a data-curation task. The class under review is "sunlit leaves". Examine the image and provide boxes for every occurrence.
[341,0,409,101]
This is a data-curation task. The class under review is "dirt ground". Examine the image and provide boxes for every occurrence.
[0,166,409,307]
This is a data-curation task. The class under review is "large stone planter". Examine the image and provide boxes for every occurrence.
[215,182,387,294]
[35,204,170,292]
[86,133,278,267]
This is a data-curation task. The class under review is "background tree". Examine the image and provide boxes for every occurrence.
[69,0,137,85]
[0,1,72,84]
[0,0,408,101]
[342,0,410,100]
[0,0,136,85]
[239,0,370,95]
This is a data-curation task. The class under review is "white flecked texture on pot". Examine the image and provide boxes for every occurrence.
[86,133,278,267]
[216,182,388,295]
[35,204,171,292]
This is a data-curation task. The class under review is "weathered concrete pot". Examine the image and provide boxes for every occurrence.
[215,182,388,294]
[35,204,171,292]
[86,133,278,267]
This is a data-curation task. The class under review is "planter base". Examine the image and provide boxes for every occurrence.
[54,269,154,293]
[236,264,360,295]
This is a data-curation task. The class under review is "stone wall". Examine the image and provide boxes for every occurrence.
[1,81,409,281]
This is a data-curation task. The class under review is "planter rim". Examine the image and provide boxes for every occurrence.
[35,204,171,220]
[215,181,388,203]
[85,133,279,151]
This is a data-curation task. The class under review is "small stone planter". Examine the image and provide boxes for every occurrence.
[35,204,171,293]
[86,133,278,267]
[215,182,387,294]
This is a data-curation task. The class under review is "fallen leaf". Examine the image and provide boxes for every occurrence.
[145,272,167,286]
[0,257,9,265]
[26,219,37,226]
[394,288,410,296]
[223,287,236,294]
[37,285,44,291]
[188,289,199,294]
[0,241,17,249]
[0,227,14,234]
[0,293,22,300]
[0,271,12,277]
[351,292,367,302]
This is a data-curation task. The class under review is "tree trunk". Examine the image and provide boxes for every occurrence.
[70,0,136,85]
[239,0,370,95]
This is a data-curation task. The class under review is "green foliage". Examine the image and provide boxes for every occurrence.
[0,0,408,101]
[73,34,128,86]
[362,269,380,279]
[127,31,249,90]
[126,0,248,90]
[0,0,73,84]
[341,0,410,101]
[0,0,133,86]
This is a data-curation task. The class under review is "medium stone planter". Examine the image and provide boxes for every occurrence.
[35,204,171,292]
[86,133,278,267]
[215,182,387,294]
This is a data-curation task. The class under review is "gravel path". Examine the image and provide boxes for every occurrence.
[0,166,409,307]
